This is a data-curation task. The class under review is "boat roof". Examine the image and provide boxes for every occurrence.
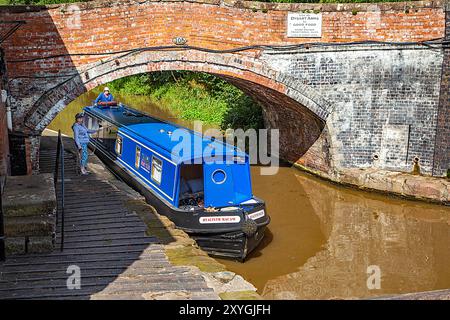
[83,105,247,164]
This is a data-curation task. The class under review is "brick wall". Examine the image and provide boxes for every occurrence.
[0,104,7,177]
[0,0,447,176]
[263,43,445,175]
[8,133,31,176]
[0,50,10,178]
[1,0,445,124]
[433,3,450,177]
[1,0,444,75]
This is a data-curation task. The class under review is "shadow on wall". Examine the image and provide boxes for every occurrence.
[0,8,162,299]
[0,135,179,299]
[0,5,84,174]
[0,52,10,178]
[219,74,326,164]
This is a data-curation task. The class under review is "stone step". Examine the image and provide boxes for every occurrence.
[4,215,56,237]
[61,215,142,227]
[56,232,149,244]
[58,237,156,250]
[61,226,147,237]
[0,267,192,283]
[61,205,127,215]
[5,236,54,255]
[60,211,138,223]
[1,252,167,269]
[63,221,145,232]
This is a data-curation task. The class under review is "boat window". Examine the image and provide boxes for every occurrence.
[97,120,119,153]
[141,154,151,172]
[85,115,99,131]
[178,164,204,209]
[151,156,163,185]
[135,146,141,169]
[212,169,227,184]
[115,135,123,156]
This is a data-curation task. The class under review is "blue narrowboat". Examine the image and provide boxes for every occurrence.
[82,104,270,261]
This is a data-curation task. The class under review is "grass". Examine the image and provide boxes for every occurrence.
[105,71,265,131]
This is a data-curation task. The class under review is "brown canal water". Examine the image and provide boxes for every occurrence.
[49,92,450,300]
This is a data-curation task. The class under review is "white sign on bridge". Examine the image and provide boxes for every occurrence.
[287,13,322,38]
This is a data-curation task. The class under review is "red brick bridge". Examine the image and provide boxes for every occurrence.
[0,0,448,178]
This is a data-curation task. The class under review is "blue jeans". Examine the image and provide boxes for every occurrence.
[80,143,88,167]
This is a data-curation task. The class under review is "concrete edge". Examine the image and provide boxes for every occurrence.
[372,288,450,300]
[293,163,450,206]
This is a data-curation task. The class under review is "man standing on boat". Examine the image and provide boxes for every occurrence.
[94,87,116,107]
[72,113,98,175]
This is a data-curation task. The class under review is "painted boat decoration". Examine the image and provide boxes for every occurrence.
[82,104,270,261]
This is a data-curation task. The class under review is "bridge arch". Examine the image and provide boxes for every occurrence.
[23,50,333,164]
[26,50,332,129]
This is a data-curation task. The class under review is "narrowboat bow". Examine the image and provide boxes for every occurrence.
[83,104,270,261]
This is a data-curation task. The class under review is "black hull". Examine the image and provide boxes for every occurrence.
[192,226,267,261]
[91,145,270,261]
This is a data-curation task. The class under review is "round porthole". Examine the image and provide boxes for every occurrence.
[212,169,227,184]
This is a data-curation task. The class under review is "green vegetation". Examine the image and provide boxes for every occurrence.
[106,72,264,131]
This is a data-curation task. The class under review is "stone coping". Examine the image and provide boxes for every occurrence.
[294,163,450,205]
[375,288,450,300]
[2,173,56,217]
[0,0,445,13]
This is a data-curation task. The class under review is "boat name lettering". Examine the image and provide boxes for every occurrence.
[199,216,241,224]
[248,209,265,220]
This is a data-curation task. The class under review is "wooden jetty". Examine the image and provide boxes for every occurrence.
[0,135,221,300]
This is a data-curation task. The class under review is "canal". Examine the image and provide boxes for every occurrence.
[48,91,450,300]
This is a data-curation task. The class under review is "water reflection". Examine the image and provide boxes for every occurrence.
[49,91,450,299]
[257,171,450,299]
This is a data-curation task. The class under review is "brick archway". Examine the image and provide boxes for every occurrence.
[21,50,333,168]
[25,50,332,132]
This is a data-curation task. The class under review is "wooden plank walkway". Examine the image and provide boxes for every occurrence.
[0,137,219,300]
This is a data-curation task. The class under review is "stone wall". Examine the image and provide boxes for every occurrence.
[433,3,450,177]
[2,173,56,254]
[262,44,445,175]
